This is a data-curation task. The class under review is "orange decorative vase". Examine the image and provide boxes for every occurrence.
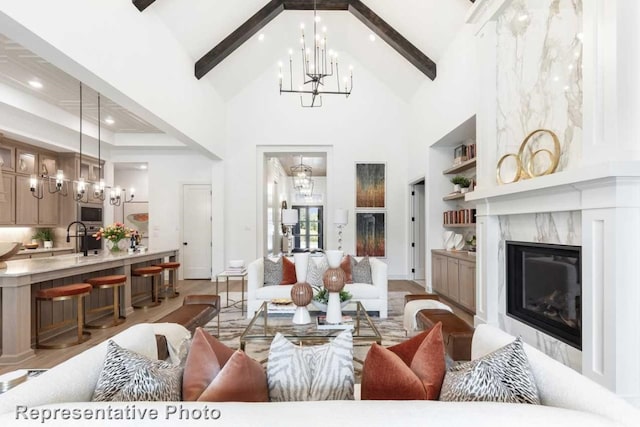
[291,282,313,324]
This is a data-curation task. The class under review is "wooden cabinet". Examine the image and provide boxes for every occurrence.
[0,174,15,224]
[458,260,476,312]
[39,185,59,226]
[16,149,37,175]
[432,254,447,294]
[431,250,476,314]
[16,175,38,225]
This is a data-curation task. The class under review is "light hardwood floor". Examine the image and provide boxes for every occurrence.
[0,279,463,375]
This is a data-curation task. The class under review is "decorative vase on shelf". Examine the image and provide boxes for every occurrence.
[323,250,345,324]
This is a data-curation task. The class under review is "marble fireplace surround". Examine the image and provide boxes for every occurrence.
[468,162,640,405]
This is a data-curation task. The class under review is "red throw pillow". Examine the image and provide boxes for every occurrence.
[281,256,297,285]
[361,322,446,400]
[340,255,353,284]
[182,328,268,402]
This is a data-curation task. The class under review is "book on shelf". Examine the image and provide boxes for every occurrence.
[223,267,246,274]
[316,315,354,330]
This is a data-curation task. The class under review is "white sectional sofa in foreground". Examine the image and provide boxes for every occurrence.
[0,323,637,426]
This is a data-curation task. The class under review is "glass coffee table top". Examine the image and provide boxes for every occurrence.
[240,301,382,351]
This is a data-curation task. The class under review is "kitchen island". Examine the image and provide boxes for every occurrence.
[0,248,179,365]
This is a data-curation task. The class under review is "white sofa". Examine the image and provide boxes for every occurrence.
[0,323,637,426]
[247,254,388,319]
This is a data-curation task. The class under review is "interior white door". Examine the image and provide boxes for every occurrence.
[412,182,426,280]
[182,184,212,279]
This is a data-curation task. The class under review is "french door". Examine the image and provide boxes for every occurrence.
[292,206,323,250]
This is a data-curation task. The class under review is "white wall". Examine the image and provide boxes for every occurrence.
[110,149,214,274]
[408,25,479,288]
[112,168,149,224]
[225,58,411,278]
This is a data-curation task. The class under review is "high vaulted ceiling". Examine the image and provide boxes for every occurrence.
[148,0,471,101]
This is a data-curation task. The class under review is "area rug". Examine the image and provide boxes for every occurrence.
[204,291,410,367]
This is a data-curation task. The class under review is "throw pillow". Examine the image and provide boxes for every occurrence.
[439,337,540,404]
[183,328,268,402]
[267,330,354,401]
[92,341,182,402]
[306,255,329,288]
[351,256,373,284]
[340,255,353,284]
[361,323,446,400]
[281,256,297,285]
[264,257,283,286]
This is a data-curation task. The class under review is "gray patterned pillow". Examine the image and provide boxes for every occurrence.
[306,255,329,288]
[351,257,373,284]
[263,257,283,286]
[267,330,354,401]
[92,341,182,402]
[439,337,540,404]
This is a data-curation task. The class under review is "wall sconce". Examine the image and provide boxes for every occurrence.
[334,208,348,251]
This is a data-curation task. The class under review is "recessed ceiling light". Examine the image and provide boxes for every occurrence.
[105,117,115,125]
[369,34,376,42]
[28,80,43,89]
[139,164,147,170]
[258,33,265,42]
[517,14,529,22]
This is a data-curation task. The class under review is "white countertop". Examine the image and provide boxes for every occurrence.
[16,247,73,255]
[0,248,179,278]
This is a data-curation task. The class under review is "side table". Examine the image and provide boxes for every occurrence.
[215,270,248,314]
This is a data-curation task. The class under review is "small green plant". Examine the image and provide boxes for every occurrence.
[32,228,53,242]
[450,176,471,187]
[312,286,352,304]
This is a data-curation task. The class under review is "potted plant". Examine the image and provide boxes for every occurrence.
[32,228,54,249]
[451,176,471,193]
[311,286,352,311]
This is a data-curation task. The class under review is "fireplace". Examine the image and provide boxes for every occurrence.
[506,241,582,349]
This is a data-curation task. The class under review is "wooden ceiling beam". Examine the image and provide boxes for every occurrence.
[348,0,436,80]
[195,0,285,80]
[282,0,349,10]
[132,0,156,12]
[195,0,437,81]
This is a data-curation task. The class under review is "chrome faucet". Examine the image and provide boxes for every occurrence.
[66,221,88,257]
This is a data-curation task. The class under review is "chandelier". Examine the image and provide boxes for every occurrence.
[291,155,312,192]
[278,0,353,108]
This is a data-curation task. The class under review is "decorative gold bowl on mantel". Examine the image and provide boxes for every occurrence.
[0,242,21,269]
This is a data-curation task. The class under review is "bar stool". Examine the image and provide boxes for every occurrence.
[35,283,92,349]
[154,262,181,299]
[132,266,163,309]
[84,275,127,329]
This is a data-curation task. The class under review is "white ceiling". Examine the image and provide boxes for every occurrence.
[0,34,161,134]
[152,0,471,101]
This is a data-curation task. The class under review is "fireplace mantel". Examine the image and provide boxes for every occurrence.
[467,161,640,216]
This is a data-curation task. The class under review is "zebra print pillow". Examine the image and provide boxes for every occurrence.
[306,255,329,288]
[92,341,182,402]
[267,330,354,401]
[439,337,540,404]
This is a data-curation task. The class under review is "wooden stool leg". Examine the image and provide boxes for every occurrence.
[77,295,84,342]
[113,286,120,324]
[35,298,40,348]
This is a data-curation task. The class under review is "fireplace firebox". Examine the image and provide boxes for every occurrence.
[506,241,581,349]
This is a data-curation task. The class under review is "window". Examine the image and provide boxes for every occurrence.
[292,206,323,250]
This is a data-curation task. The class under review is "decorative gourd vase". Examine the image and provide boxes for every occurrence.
[290,282,313,324]
[323,250,345,324]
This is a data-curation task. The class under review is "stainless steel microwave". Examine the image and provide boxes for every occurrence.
[78,204,103,223]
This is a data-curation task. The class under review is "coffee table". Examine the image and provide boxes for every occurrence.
[240,301,382,354]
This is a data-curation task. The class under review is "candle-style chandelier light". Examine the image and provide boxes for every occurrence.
[278,0,353,108]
